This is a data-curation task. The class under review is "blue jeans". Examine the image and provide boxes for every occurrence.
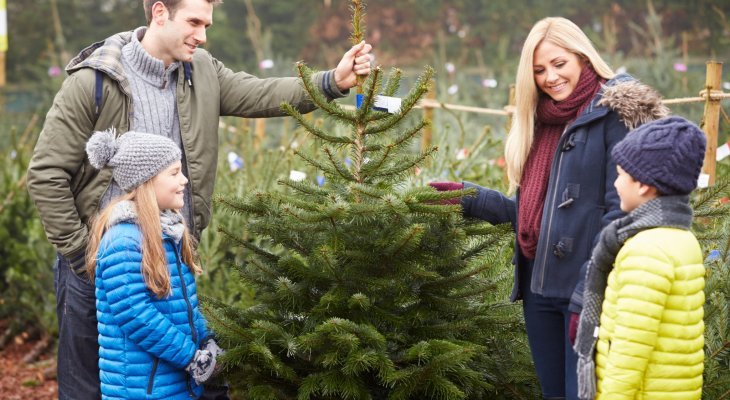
[521,261,578,400]
[54,253,101,400]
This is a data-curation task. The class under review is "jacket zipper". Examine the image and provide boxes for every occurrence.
[169,238,198,345]
[147,358,159,395]
[168,238,199,397]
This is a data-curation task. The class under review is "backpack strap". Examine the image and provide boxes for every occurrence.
[183,62,193,87]
[94,69,103,118]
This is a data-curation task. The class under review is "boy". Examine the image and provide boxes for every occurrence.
[574,116,706,400]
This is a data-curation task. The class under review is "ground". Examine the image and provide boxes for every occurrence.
[0,334,57,400]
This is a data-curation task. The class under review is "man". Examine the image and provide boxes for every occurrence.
[26,0,372,398]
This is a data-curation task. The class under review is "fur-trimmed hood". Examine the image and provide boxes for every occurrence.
[597,75,670,130]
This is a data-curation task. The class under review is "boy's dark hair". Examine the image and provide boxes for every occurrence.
[143,0,223,25]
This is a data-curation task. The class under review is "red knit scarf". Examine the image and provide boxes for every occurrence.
[517,66,602,259]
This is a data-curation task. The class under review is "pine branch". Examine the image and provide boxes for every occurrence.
[361,120,428,176]
[349,0,366,46]
[348,182,387,199]
[692,178,730,213]
[279,179,330,197]
[270,190,322,212]
[362,68,402,123]
[364,66,434,135]
[294,62,356,123]
[201,307,252,345]
[293,150,342,179]
[384,224,425,257]
[362,143,384,152]
[350,0,367,92]
[406,203,463,216]
[357,67,383,120]
[462,229,512,260]
[421,263,492,292]
[323,147,358,181]
[218,225,280,263]
[365,147,437,179]
[463,222,512,237]
[215,193,269,216]
[402,186,475,204]
[281,103,354,145]
[383,68,402,97]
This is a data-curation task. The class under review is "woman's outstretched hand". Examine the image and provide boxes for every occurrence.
[429,181,464,205]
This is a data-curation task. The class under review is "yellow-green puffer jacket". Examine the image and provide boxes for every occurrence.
[595,227,704,400]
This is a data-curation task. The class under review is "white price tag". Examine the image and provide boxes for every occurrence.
[289,170,307,182]
[373,95,402,114]
[716,142,730,161]
[697,173,710,189]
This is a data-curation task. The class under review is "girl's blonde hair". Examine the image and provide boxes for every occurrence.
[85,180,201,298]
[504,17,615,193]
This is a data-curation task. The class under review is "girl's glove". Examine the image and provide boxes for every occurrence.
[201,337,224,359]
[186,349,216,385]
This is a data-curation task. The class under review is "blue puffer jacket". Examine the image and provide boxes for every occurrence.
[462,74,668,307]
[95,223,208,399]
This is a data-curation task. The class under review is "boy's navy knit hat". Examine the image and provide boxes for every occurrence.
[85,128,182,192]
[611,116,706,195]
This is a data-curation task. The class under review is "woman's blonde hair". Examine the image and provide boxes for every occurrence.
[504,17,615,193]
[85,180,201,298]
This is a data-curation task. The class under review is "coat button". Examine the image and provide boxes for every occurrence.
[553,241,567,258]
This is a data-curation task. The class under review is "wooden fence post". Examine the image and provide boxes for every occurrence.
[505,84,516,132]
[701,61,722,186]
[254,118,266,150]
[0,51,5,87]
[421,86,435,153]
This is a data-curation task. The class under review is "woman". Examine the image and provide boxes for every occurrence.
[431,17,668,399]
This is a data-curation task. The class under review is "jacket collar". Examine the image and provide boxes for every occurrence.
[66,29,139,97]
[108,200,185,243]
[571,73,669,130]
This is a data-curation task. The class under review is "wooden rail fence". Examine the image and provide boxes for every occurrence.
[245,61,728,185]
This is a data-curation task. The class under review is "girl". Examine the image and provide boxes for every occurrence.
[431,17,668,399]
[85,129,221,399]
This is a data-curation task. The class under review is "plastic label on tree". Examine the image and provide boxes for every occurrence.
[356,93,402,114]
[697,173,710,188]
[717,141,730,161]
[289,170,307,182]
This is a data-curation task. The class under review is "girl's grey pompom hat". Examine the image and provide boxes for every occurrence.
[85,128,182,192]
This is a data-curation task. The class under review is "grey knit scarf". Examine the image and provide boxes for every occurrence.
[573,195,693,399]
[108,200,186,243]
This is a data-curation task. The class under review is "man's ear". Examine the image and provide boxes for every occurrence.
[638,183,659,197]
[150,1,169,26]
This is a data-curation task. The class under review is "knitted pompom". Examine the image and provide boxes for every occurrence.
[86,128,117,169]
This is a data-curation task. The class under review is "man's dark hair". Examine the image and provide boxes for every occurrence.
[144,0,222,25]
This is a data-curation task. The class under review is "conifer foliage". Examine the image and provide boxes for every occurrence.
[203,3,534,399]
[691,175,730,399]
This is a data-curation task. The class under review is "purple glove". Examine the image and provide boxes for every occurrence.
[569,312,580,346]
[429,181,464,205]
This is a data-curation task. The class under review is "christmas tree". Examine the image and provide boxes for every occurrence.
[204,2,538,398]
[691,170,730,399]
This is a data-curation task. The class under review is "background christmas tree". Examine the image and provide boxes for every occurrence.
[204,1,538,399]
[690,167,730,399]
